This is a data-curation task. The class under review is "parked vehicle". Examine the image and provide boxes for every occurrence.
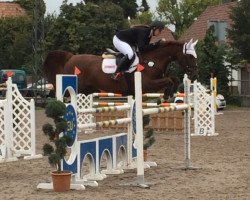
[174,93,226,110]
[26,78,54,97]
[0,69,27,96]
[216,94,226,110]
[0,69,27,89]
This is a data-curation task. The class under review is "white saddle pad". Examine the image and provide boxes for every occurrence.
[101,55,139,74]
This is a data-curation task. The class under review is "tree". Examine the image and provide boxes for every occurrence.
[157,0,221,38]
[42,100,71,172]
[14,0,46,17]
[129,11,153,26]
[138,11,153,25]
[45,2,127,54]
[141,0,150,12]
[228,0,250,62]
[116,0,138,18]
[0,17,33,69]
[197,26,231,97]
[85,0,138,18]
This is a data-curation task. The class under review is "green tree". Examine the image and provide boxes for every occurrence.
[141,0,150,12]
[228,0,250,62]
[138,11,153,25]
[14,0,46,17]
[45,2,127,54]
[197,26,231,97]
[0,16,33,69]
[85,0,138,18]
[130,11,153,26]
[157,0,221,38]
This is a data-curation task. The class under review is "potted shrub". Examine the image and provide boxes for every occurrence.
[143,115,155,161]
[42,100,72,192]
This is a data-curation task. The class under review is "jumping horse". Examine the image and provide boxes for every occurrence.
[43,39,198,99]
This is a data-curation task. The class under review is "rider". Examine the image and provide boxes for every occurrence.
[113,20,164,74]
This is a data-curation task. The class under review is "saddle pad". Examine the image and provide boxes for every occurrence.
[102,58,117,74]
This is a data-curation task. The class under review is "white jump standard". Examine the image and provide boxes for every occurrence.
[0,78,42,163]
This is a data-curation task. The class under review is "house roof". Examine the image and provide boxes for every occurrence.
[0,2,26,18]
[179,2,237,42]
[151,28,175,42]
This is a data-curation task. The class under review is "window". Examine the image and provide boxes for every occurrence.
[208,21,228,42]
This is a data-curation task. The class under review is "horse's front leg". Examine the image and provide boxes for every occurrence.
[142,76,180,100]
[163,76,180,100]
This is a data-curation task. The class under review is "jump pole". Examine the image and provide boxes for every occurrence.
[134,72,147,187]
[181,74,199,170]
[183,74,191,168]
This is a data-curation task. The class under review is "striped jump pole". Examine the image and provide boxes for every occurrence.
[142,93,164,98]
[142,102,185,107]
[93,102,128,107]
[78,118,131,129]
[78,105,130,114]
[92,92,122,97]
[142,104,189,115]
[174,92,194,97]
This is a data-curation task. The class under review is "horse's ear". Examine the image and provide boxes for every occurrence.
[192,39,198,47]
[187,39,193,48]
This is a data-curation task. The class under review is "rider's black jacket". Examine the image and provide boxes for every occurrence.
[115,26,158,53]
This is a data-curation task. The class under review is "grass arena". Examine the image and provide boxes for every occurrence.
[0,75,249,199]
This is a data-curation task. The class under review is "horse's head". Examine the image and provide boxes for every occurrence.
[177,39,199,81]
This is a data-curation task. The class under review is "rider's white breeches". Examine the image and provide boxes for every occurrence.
[113,35,134,60]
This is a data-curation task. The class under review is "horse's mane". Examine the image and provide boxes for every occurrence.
[159,40,184,47]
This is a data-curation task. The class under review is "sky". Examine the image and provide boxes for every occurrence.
[43,0,158,15]
[0,0,158,15]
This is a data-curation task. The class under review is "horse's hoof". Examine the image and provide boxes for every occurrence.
[156,98,162,105]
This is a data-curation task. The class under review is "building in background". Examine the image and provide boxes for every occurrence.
[0,2,26,18]
[179,2,250,105]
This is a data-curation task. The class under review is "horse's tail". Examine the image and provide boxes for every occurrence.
[43,50,73,87]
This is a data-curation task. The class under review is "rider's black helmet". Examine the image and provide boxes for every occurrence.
[150,20,164,31]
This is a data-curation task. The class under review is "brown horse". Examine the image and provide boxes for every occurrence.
[43,39,198,99]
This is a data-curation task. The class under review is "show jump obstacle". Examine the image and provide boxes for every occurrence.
[0,78,42,162]
[77,77,218,136]
[37,72,196,190]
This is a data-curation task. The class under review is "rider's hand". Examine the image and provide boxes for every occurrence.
[154,39,162,46]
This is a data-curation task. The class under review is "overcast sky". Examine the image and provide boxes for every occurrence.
[0,0,158,15]
[44,0,158,14]
[43,0,158,15]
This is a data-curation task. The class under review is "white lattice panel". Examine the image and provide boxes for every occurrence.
[11,84,33,154]
[0,78,40,162]
[0,106,5,146]
[77,94,94,130]
[193,82,215,136]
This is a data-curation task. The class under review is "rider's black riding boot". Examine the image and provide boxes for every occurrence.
[116,55,131,73]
